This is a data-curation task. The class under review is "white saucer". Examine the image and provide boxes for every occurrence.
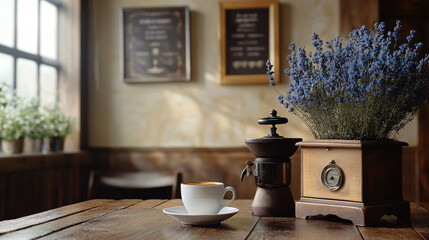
[162,206,239,225]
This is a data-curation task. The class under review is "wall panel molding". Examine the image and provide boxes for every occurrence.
[91,146,418,202]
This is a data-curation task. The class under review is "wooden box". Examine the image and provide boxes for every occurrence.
[295,140,410,226]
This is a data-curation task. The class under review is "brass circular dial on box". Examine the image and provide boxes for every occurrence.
[321,159,344,191]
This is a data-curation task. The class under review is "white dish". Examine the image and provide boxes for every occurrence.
[162,206,239,225]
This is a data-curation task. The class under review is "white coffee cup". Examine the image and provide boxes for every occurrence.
[181,181,236,215]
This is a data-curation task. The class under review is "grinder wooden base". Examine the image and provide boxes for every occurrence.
[252,186,295,217]
[296,140,410,226]
[296,197,410,226]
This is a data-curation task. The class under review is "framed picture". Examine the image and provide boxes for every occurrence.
[219,0,279,85]
[122,7,191,83]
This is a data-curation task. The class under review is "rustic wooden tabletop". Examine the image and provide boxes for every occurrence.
[0,199,428,239]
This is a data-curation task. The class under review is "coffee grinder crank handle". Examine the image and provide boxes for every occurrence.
[241,160,254,182]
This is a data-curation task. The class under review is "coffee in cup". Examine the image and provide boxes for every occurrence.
[181,181,236,215]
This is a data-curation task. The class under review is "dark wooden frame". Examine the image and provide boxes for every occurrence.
[121,7,191,83]
[80,0,89,149]
[219,0,279,85]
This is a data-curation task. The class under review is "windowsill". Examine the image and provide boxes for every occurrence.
[0,150,83,158]
[0,151,94,173]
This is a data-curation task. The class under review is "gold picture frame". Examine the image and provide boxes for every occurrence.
[219,0,279,85]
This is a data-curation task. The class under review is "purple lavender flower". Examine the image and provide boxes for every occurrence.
[266,21,429,140]
[266,59,275,86]
[393,20,402,41]
[407,30,416,42]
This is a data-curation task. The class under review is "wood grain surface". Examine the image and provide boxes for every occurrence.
[358,217,422,240]
[302,147,363,201]
[0,199,139,240]
[1,199,428,239]
[409,202,429,239]
[248,217,362,240]
[0,199,112,234]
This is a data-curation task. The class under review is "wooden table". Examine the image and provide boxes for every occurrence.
[1,199,429,239]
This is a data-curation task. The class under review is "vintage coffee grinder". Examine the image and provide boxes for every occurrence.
[241,109,301,217]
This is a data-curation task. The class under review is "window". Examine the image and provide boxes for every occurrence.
[0,0,60,105]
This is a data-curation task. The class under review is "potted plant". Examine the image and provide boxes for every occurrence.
[22,99,46,153]
[43,104,74,152]
[1,106,26,154]
[0,84,10,152]
[267,21,429,225]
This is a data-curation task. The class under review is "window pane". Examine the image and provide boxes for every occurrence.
[40,1,58,59]
[0,53,14,88]
[0,0,15,47]
[39,64,57,106]
[17,58,37,98]
[17,0,38,54]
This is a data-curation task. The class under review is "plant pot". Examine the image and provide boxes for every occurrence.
[2,137,24,154]
[24,137,43,153]
[295,140,410,226]
[48,136,65,152]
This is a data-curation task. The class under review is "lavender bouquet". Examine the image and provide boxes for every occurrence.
[267,21,429,140]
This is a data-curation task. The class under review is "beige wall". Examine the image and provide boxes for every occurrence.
[87,0,417,147]
[60,0,81,151]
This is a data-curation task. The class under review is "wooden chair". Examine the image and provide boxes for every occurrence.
[87,171,183,200]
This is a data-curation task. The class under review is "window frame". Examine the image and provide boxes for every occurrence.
[0,0,61,100]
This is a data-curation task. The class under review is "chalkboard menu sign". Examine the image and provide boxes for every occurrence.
[225,9,269,75]
[123,7,191,82]
[219,0,279,85]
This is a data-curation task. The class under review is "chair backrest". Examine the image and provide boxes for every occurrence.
[88,171,183,200]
